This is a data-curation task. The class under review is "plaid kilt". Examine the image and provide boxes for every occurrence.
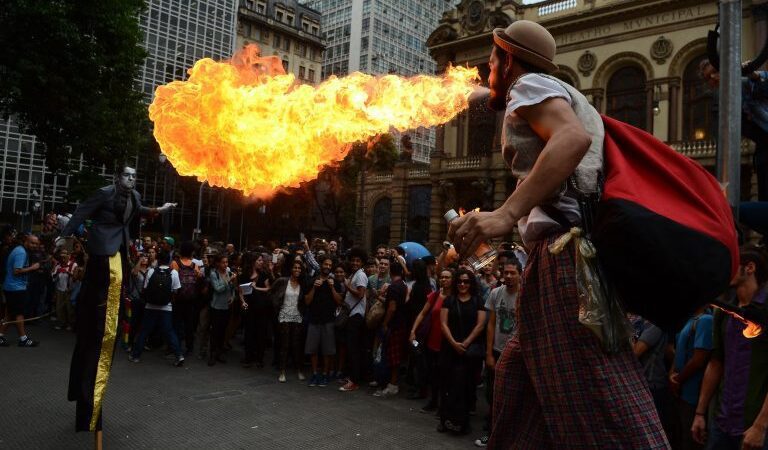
[386,327,408,368]
[488,235,669,449]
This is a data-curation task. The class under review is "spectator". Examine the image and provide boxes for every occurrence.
[241,253,273,368]
[128,253,150,351]
[128,251,185,367]
[225,243,236,259]
[272,260,307,383]
[160,236,176,267]
[692,248,768,450]
[339,248,368,392]
[147,246,158,269]
[305,256,343,387]
[332,263,348,381]
[367,257,391,307]
[174,241,202,356]
[208,254,241,366]
[375,245,388,259]
[411,269,454,413]
[364,258,378,277]
[0,233,41,347]
[328,240,338,260]
[439,269,486,434]
[670,305,713,450]
[373,259,408,398]
[476,260,521,447]
[630,315,673,437]
[405,259,433,400]
[51,248,77,331]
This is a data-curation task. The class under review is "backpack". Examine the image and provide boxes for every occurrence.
[176,262,198,303]
[366,299,386,330]
[590,116,738,331]
[144,267,173,306]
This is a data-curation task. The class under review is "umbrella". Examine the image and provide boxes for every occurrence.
[397,242,432,267]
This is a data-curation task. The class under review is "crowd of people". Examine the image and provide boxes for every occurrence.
[1,215,768,448]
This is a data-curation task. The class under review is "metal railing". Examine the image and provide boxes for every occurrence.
[444,155,482,170]
[538,0,578,17]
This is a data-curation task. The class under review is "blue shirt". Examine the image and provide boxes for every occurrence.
[3,245,29,291]
[674,313,714,406]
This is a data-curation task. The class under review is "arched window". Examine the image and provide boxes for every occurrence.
[682,55,714,141]
[406,186,431,244]
[606,66,647,130]
[371,197,391,250]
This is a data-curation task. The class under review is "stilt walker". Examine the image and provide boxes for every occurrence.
[58,164,175,445]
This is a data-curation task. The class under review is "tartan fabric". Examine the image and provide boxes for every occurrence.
[488,235,670,449]
[386,327,408,368]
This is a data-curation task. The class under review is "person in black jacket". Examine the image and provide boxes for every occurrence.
[58,164,175,433]
[272,259,308,383]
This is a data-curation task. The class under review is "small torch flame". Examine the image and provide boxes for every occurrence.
[148,44,480,198]
[711,303,763,338]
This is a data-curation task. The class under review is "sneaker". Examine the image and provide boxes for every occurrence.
[318,374,328,387]
[474,436,489,447]
[174,356,185,367]
[335,372,347,384]
[298,372,305,381]
[18,338,39,347]
[368,380,379,388]
[373,383,399,397]
[339,381,359,392]
[0,336,8,347]
[278,372,287,383]
[308,373,319,387]
[128,355,140,363]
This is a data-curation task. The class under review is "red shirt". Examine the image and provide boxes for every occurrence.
[427,291,446,352]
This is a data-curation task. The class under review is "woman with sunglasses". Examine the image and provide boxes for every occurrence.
[438,269,486,434]
[410,268,454,413]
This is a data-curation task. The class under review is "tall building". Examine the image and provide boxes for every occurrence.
[236,0,324,84]
[305,0,456,163]
[0,1,238,234]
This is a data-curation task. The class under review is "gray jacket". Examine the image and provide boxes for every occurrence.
[61,185,153,256]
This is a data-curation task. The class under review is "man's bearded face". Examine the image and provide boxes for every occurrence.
[118,167,137,191]
[487,46,510,112]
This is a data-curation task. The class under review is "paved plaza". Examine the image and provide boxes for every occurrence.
[0,323,483,449]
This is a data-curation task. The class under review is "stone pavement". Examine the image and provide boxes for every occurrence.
[0,323,485,449]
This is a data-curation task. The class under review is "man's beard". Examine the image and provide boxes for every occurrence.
[487,88,507,112]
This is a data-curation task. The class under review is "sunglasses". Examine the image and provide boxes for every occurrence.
[457,279,471,285]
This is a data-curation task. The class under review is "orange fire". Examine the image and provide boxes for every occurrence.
[711,304,763,338]
[148,44,480,197]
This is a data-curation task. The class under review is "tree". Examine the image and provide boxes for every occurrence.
[309,133,398,240]
[0,0,149,173]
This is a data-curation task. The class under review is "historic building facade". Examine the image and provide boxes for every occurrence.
[357,0,767,253]
[236,0,324,84]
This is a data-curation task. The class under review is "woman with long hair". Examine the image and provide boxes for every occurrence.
[208,255,244,366]
[271,260,307,382]
[439,269,486,434]
[241,253,273,368]
[410,268,453,413]
[405,258,433,398]
[128,253,150,351]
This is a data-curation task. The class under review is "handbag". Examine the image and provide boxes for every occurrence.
[335,297,363,329]
[366,299,386,330]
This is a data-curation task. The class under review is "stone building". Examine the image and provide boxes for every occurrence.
[357,0,767,253]
[237,0,324,84]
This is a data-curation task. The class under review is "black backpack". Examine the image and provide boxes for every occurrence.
[145,267,173,306]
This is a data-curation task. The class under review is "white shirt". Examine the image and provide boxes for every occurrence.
[278,281,302,323]
[143,265,181,312]
[504,74,582,244]
[344,268,368,317]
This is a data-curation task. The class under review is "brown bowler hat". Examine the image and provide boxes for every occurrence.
[492,20,558,74]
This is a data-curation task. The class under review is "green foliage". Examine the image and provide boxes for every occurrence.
[66,167,111,203]
[0,0,150,173]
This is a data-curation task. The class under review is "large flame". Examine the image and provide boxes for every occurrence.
[148,44,480,197]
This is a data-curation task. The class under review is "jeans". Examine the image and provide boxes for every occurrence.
[209,308,229,357]
[172,301,196,353]
[131,309,181,359]
[706,421,768,450]
[345,314,365,384]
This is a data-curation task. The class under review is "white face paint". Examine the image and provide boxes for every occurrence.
[118,167,137,190]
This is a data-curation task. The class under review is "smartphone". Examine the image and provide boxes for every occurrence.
[299,232,306,242]
[272,254,278,264]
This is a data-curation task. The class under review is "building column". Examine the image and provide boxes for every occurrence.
[492,175,507,209]
[427,153,446,252]
[645,85,655,134]
[754,3,768,69]
[668,78,681,142]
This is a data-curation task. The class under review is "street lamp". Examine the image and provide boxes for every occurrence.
[194,180,207,241]
[158,153,171,235]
